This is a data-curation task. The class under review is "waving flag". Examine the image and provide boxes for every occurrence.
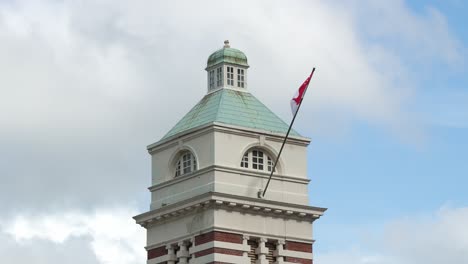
[290,70,315,115]
[263,68,316,198]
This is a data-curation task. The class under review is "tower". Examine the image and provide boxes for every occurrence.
[134,41,326,264]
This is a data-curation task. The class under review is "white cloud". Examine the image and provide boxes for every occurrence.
[1,207,145,264]
[317,207,468,264]
[3,206,468,264]
[0,0,462,212]
[348,0,463,66]
[0,1,464,263]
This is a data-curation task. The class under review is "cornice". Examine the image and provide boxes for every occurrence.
[147,124,214,154]
[147,123,310,154]
[134,192,327,229]
[148,165,310,192]
[212,123,311,146]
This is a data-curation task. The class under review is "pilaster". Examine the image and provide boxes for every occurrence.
[256,237,269,264]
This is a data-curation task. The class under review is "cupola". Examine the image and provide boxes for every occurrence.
[206,40,249,92]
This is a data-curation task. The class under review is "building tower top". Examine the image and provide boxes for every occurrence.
[153,41,302,144]
[206,40,249,69]
[134,41,325,264]
[206,41,249,92]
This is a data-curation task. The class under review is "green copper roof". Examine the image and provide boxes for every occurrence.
[161,89,300,141]
[207,46,248,68]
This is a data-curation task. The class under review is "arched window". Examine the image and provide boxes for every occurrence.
[240,149,275,172]
[175,151,197,177]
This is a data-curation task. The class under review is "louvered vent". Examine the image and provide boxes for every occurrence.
[186,241,193,260]
[248,240,259,264]
[173,244,180,264]
[265,242,277,263]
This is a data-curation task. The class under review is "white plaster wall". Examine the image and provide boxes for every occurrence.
[151,132,214,185]
[149,128,310,210]
[213,209,313,241]
[213,131,308,178]
[151,171,215,210]
[213,170,309,205]
[147,208,215,246]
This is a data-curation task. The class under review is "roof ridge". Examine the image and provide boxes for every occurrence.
[247,92,299,135]
[157,88,301,144]
[214,89,226,121]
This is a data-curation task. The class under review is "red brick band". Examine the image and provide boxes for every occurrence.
[285,256,313,264]
[195,231,242,246]
[194,247,243,257]
[285,241,313,253]
[147,246,167,260]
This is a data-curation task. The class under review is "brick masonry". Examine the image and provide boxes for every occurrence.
[147,246,168,260]
[195,231,243,246]
[195,247,243,257]
[146,233,315,262]
[285,256,313,264]
[285,241,313,253]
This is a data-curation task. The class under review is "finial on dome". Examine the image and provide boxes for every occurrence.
[224,40,230,48]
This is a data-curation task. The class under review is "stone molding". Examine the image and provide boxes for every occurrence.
[148,122,310,154]
[148,164,310,193]
[134,192,326,229]
[276,248,313,260]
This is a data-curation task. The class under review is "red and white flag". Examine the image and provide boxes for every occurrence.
[290,70,314,115]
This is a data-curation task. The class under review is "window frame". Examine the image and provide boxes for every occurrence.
[175,151,197,177]
[209,70,214,90]
[216,67,223,87]
[237,68,244,88]
[227,66,234,86]
[240,148,276,173]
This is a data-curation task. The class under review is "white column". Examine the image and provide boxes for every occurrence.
[242,235,251,263]
[189,237,196,263]
[256,237,269,264]
[274,239,285,264]
[177,241,190,264]
[166,244,177,264]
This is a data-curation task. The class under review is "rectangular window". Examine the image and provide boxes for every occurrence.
[237,68,244,88]
[209,70,214,90]
[227,66,234,86]
[216,67,223,87]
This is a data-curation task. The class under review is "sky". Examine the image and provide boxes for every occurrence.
[0,0,467,263]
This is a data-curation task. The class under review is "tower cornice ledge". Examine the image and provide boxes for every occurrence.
[148,164,310,192]
[133,192,327,229]
[148,122,311,153]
